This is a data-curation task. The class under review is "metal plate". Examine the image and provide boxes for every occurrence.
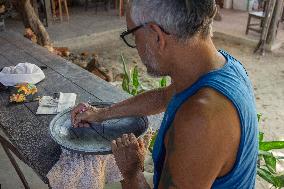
[49,102,148,155]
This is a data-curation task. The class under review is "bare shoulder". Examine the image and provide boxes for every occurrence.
[174,87,240,135]
[172,87,241,151]
[160,88,241,188]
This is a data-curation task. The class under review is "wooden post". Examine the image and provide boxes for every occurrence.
[19,0,51,46]
[119,0,124,17]
[254,0,276,54]
[44,0,51,26]
[32,0,39,16]
[266,0,284,47]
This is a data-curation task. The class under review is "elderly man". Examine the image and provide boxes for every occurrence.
[72,0,258,188]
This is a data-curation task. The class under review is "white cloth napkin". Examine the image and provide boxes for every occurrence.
[47,149,123,189]
[36,92,77,115]
[0,63,45,86]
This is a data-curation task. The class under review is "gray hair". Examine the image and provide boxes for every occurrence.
[130,0,217,40]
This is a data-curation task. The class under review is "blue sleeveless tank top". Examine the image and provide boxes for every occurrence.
[152,50,258,189]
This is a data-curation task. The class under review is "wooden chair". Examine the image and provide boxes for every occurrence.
[51,0,69,22]
[85,0,111,13]
[114,0,124,17]
[281,5,284,21]
[246,0,268,34]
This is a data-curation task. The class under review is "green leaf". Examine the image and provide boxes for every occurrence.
[257,167,277,186]
[132,66,140,89]
[122,74,130,94]
[131,88,138,96]
[274,175,284,188]
[276,156,284,160]
[263,153,277,173]
[259,132,264,142]
[137,89,146,94]
[259,141,284,151]
[160,77,167,88]
[257,113,262,123]
[120,53,130,81]
[149,131,158,153]
[259,150,274,157]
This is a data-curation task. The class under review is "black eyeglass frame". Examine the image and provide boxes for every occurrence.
[120,23,170,48]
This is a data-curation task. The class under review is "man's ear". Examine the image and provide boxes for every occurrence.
[149,24,166,52]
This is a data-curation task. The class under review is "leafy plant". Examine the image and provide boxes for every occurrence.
[160,76,167,88]
[149,130,158,153]
[257,114,284,189]
[120,53,168,96]
[120,53,143,95]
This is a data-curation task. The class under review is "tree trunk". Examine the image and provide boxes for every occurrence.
[18,0,51,46]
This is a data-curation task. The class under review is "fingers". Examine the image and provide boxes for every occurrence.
[138,137,145,149]
[111,140,118,152]
[71,103,89,127]
[80,122,90,128]
[116,137,124,148]
[73,109,92,128]
[112,133,142,152]
[122,134,130,146]
[129,133,137,143]
[74,113,84,128]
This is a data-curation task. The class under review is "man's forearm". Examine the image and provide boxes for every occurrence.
[100,85,174,120]
[121,171,151,189]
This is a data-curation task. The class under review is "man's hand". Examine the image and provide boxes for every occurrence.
[71,103,105,128]
[112,133,153,189]
[111,133,147,180]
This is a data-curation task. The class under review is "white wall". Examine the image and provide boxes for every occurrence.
[224,0,254,11]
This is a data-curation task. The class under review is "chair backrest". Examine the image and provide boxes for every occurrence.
[263,0,270,13]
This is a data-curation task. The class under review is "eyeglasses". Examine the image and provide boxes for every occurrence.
[120,23,170,48]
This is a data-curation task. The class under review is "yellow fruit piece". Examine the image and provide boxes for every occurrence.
[10,94,26,103]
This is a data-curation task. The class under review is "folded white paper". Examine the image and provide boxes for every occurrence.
[36,93,77,115]
[57,92,77,113]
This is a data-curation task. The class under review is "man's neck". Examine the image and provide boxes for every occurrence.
[169,38,226,94]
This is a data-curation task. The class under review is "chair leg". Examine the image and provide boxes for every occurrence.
[107,0,111,11]
[104,1,108,11]
[246,15,251,35]
[0,18,5,31]
[58,0,63,22]
[64,0,69,22]
[85,0,88,11]
[1,143,30,189]
[51,0,56,21]
[42,0,49,27]
[119,0,124,17]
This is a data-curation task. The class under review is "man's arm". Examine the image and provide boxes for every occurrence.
[121,171,151,189]
[72,84,174,126]
[159,88,241,189]
[102,84,175,119]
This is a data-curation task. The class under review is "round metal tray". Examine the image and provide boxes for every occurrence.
[49,102,148,155]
